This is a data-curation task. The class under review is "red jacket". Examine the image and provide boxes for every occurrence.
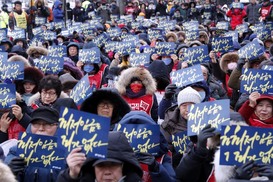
[226,8,247,30]
[8,119,26,140]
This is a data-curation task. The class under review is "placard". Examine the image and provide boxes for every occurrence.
[148,28,164,40]
[211,37,234,53]
[48,45,67,57]
[185,30,199,41]
[154,42,176,56]
[0,83,16,109]
[79,47,101,64]
[10,29,25,39]
[0,61,24,80]
[36,56,64,74]
[172,131,191,154]
[93,32,110,48]
[184,45,210,66]
[114,41,135,56]
[129,53,151,67]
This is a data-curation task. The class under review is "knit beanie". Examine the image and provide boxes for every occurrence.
[177,87,202,106]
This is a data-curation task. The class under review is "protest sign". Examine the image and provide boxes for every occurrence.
[114,41,135,56]
[93,32,110,48]
[107,27,122,38]
[211,37,234,53]
[0,61,24,81]
[240,68,273,94]
[148,28,164,40]
[184,45,210,66]
[36,56,64,74]
[170,64,204,88]
[10,29,25,39]
[235,23,248,33]
[0,83,16,109]
[220,125,273,166]
[58,107,110,158]
[154,42,176,56]
[216,21,229,30]
[35,17,46,25]
[129,53,151,67]
[238,39,264,61]
[172,131,191,154]
[262,65,273,71]
[70,74,96,105]
[17,132,65,170]
[185,30,199,41]
[187,99,230,136]
[0,29,7,41]
[79,47,101,64]
[48,45,67,57]
[116,124,160,155]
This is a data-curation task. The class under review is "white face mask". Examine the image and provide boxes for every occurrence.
[227,62,237,70]
[198,91,206,101]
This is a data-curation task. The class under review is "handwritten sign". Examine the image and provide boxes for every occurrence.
[79,47,101,64]
[240,68,273,94]
[57,107,110,158]
[105,41,118,52]
[216,21,229,30]
[211,37,233,53]
[0,61,24,80]
[0,83,16,109]
[93,32,110,48]
[235,23,248,33]
[262,65,273,71]
[82,28,96,36]
[114,41,136,56]
[0,29,7,41]
[107,27,122,38]
[116,124,160,155]
[170,64,204,87]
[184,45,210,66]
[131,21,141,29]
[172,131,191,154]
[220,125,273,166]
[148,28,164,40]
[185,30,199,41]
[10,29,25,39]
[48,45,67,57]
[70,74,96,105]
[143,47,155,54]
[238,39,264,61]
[0,52,8,65]
[42,31,56,40]
[17,132,65,169]
[32,27,43,36]
[257,28,271,41]
[187,99,230,136]
[54,21,65,30]
[224,31,238,43]
[36,56,64,74]
[158,20,176,31]
[129,53,151,67]
[155,42,176,56]
[183,21,199,31]
[35,17,47,25]
[122,35,139,45]
[29,35,44,47]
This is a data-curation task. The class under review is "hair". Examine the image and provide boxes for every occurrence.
[38,75,62,97]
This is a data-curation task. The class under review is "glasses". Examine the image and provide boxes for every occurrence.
[98,101,113,108]
[41,90,56,97]
[32,121,58,129]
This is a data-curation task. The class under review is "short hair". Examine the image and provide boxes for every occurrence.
[38,75,62,97]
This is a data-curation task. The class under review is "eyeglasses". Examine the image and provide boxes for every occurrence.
[98,101,114,108]
[41,90,56,97]
[32,121,58,129]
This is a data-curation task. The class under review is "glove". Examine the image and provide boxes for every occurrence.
[137,153,159,172]
[235,160,255,180]
[256,163,273,180]
[8,157,26,175]
[197,124,215,149]
[236,58,246,71]
[164,84,177,100]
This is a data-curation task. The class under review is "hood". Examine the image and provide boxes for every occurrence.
[63,57,83,80]
[166,32,178,42]
[35,0,45,6]
[80,89,131,125]
[26,46,48,57]
[13,38,28,49]
[199,30,209,44]
[188,81,210,102]
[8,55,31,68]
[66,42,79,55]
[148,60,170,91]
[117,111,169,157]
[79,131,143,180]
[54,0,62,8]
[0,160,17,182]
[220,52,239,73]
[256,95,273,104]
[115,67,157,95]
[188,40,202,47]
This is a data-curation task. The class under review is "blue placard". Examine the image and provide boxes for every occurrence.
[0,61,24,80]
[148,28,164,40]
[105,41,118,52]
[36,56,64,74]
[29,35,44,47]
[54,21,65,29]
[11,29,25,39]
[220,125,273,166]
[32,27,43,36]
[257,28,271,41]
[115,41,136,56]
[240,68,273,94]
[93,32,110,48]
[235,23,248,33]
[216,21,229,30]
[110,15,119,21]
[172,131,191,155]
[82,28,96,36]
[57,107,110,158]
[17,132,65,170]
[43,31,56,40]
[251,23,265,33]
[0,83,16,109]
[129,53,151,67]
[131,21,141,29]
[122,35,139,45]
[224,31,239,43]
[48,45,67,57]
[0,52,8,64]
[185,30,199,41]
[107,27,122,38]
[69,74,96,105]
[35,17,47,25]
[79,47,101,64]
[0,29,7,41]
[265,22,273,30]
[170,64,204,88]
[0,46,4,52]
[158,20,176,31]
[154,42,176,56]
[81,23,90,31]
[143,47,154,54]
[183,21,199,31]
[187,99,230,136]
[262,65,273,71]
[116,124,160,155]
[184,45,210,66]
[211,37,234,53]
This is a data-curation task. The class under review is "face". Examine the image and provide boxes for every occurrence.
[97,100,114,118]
[41,89,57,105]
[15,4,22,11]
[31,119,58,136]
[95,162,123,182]
[179,102,194,119]
[23,82,36,94]
[68,46,78,56]
[168,36,175,42]
[201,66,208,81]
[16,41,24,47]
[255,100,273,120]
[41,25,47,31]
[57,37,64,44]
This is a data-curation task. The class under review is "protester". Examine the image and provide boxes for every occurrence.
[8,1,28,30]
[52,0,63,22]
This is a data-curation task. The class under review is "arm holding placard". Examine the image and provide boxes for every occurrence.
[0,113,12,143]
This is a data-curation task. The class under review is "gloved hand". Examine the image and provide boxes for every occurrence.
[164,84,177,100]
[236,58,246,71]
[256,163,273,180]
[235,160,255,180]
[197,124,215,149]
[8,157,26,175]
[137,153,159,172]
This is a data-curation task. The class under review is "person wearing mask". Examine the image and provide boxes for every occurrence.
[9,1,28,30]
[0,4,9,29]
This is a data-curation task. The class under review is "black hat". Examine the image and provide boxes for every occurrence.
[30,107,59,124]
[92,158,123,167]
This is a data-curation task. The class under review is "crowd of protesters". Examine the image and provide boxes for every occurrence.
[1,0,273,182]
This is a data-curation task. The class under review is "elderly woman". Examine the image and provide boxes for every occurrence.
[239,92,273,128]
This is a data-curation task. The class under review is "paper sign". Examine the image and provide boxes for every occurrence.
[0,29,7,41]
[79,47,101,64]
[129,53,151,67]
[36,56,64,74]
[235,23,248,33]
[172,131,191,154]
[154,42,176,56]
[43,31,56,40]
[0,61,24,80]
[184,45,210,66]
[107,27,122,38]
[114,41,135,56]
[211,37,234,53]
[10,29,25,39]
[0,83,16,109]
[93,32,110,48]
[35,17,47,25]
[148,28,164,40]
[185,30,199,41]
[216,21,229,30]
[183,21,199,31]
[48,45,67,57]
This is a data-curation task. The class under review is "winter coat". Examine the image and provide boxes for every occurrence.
[53,0,64,22]
[246,3,261,25]
[115,111,176,182]
[72,6,85,22]
[0,160,17,182]
[155,3,168,16]
[115,67,158,122]
[0,119,27,144]
[226,8,247,30]
[56,131,143,182]
[35,0,50,19]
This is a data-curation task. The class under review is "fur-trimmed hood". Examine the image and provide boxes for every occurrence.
[166,31,178,42]
[28,91,69,106]
[0,160,17,182]
[115,67,157,95]
[220,52,239,73]
[199,30,209,44]
[188,40,202,47]
[8,54,31,68]
[26,46,48,57]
